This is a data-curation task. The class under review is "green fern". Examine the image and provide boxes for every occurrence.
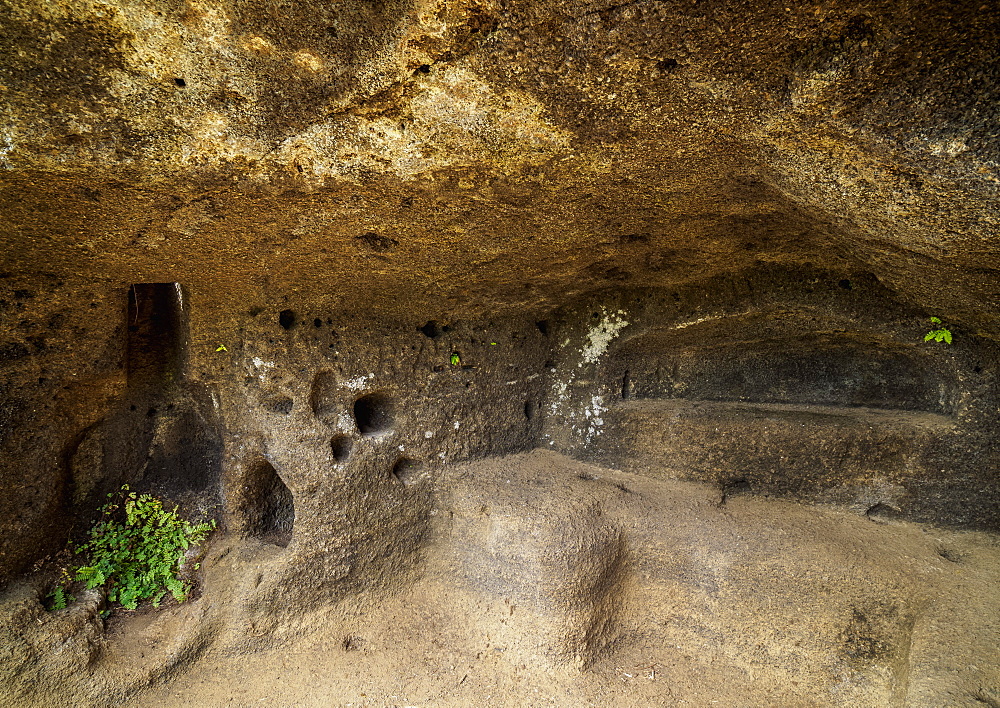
[45,585,74,611]
[72,486,215,611]
[924,316,953,344]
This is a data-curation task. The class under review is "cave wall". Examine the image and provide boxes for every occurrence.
[0,276,553,589]
[0,0,998,603]
[543,266,1000,528]
[206,301,550,608]
[0,275,125,583]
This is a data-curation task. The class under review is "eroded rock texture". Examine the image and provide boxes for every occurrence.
[0,0,998,704]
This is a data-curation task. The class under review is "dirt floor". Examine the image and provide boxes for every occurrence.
[116,451,1000,708]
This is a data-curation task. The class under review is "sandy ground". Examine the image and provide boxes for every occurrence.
[124,451,1000,708]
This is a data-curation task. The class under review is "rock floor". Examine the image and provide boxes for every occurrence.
[124,451,1000,708]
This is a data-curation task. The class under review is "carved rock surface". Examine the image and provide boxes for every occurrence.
[0,0,998,704]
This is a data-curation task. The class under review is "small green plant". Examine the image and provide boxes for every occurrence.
[450,352,461,366]
[46,586,73,611]
[924,316,953,344]
[45,568,76,610]
[71,486,216,611]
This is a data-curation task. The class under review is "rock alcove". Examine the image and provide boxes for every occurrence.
[0,0,998,704]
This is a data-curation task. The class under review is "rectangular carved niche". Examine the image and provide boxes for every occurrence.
[126,283,185,389]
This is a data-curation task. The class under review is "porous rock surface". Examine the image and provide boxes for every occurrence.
[0,0,998,704]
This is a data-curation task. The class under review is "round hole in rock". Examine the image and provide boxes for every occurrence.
[392,457,424,486]
[353,392,394,435]
[278,309,296,330]
[244,460,294,547]
[419,320,442,339]
[330,434,352,463]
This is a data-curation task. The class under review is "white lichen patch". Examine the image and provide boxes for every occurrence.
[582,394,607,443]
[250,356,275,382]
[343,373,374,391]
[580,310,629,365]
[549,380,569,415]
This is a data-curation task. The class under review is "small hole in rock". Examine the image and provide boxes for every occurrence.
[839,279,853,290]
[937,547,964,563]
[416,64,431,74]
[330,434,352,463]
[353,392,394,436]
[720,478,751,504]
[279,309,296,330]
[174,77,186,87]
[419,320,442,338]
[343,635,366,651]
[535,320,549,336]
[656,58,679,71]
[524,400,535,420]
[866,502,901,523]
[314,318,323,327]
[392,457,424,486]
